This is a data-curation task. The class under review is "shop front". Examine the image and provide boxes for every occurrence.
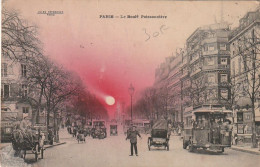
[235,110,254,145]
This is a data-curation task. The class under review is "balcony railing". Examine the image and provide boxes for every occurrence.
[189,55,200,64]
[202,50,219,56]
[181,71,189,78]
[190,68,201,77]
[202,64,230,71]
[218,64,230,69]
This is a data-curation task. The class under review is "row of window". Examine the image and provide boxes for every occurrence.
[193,88,229,102]
[203,43,227,52]
[1,63,27,77]
[1,107,29,114]
[207,73,228,84]
[23,107,29,114]
[1,84,28,99]
[204,57,228,66]
[190,57,228,73]
[232,56,246,75]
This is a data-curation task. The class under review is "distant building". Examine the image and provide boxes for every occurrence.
[154,57,173,120]
[154,57,173,88]
[180,48,193,127]
[167,53,182,123]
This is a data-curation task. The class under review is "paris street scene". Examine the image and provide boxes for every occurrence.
[1,0,260,167]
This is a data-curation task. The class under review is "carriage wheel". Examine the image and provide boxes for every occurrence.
[188,144,194,152]
[18,150,23,158]
[166,144,169,151]
[183,140,188,149]
[148,138,151,151]
[35,145,39,161]
[41,148,44,159]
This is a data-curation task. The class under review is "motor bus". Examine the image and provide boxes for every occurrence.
[183,108,232,153]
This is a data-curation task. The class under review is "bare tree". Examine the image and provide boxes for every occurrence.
[190,75,206,107]
[2,8,41,61]
[26,55,52,124]
[143,87,160,119]
[1,8,46,125]
[42,63,83,140]
[219,75,241,123]
[233,28,260,147]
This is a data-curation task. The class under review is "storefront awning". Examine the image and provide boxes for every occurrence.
[193,107,232,113]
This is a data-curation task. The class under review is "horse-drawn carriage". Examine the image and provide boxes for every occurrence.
[77,129,86,143]
[12,128,45,162]
[148,119,169,151]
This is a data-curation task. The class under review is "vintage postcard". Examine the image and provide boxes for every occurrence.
[1,0,260,167]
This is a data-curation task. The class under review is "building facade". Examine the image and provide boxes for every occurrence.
[1,54,33,141]
[184,23,232,125]
[229,8,260,144]
[167,53,182,123]
[180,48,193,127]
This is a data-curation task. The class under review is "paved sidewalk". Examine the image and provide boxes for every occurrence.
[0,142,11,150]
[0,128,70,151]
[230,145,260,155]
[59,128,73,140]
[44,128,71,149]
[45,142,66,149]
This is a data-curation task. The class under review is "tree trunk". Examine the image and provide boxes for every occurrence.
[36,86,44,124]
[54,111,59,143]
[47,102,50,127]
[251,101,257,148]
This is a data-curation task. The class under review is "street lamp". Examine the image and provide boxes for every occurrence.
[128,83,135,122]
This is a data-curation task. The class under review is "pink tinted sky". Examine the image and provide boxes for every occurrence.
[3,0,258,116]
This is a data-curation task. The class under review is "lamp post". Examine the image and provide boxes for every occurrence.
[128,83,135,122]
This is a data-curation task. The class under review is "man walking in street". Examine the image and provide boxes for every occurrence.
[126,126,142,156]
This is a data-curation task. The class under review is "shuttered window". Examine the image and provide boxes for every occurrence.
[21,64,27,77]
[1,84,10,98]
[1,63,7,77]
[22,84,28,97]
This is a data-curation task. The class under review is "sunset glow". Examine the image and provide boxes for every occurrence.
[105,96,115,106]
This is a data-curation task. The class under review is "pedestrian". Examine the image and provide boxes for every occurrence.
[73,126,78,137]
[212,119,220,144]
[234,133,238,145]
[126,126,142,156]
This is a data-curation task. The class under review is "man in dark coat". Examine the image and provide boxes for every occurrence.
[126,126,142,156]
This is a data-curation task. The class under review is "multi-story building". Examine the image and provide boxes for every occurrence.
[167,53,182,123]
[185,23,232,123]
[1,54,33,141]
[154,57,172,89]
[229,8,260,144]
[154,56,174,120]
[180,48,193,127]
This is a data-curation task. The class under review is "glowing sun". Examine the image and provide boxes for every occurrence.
[105,96,115,105]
